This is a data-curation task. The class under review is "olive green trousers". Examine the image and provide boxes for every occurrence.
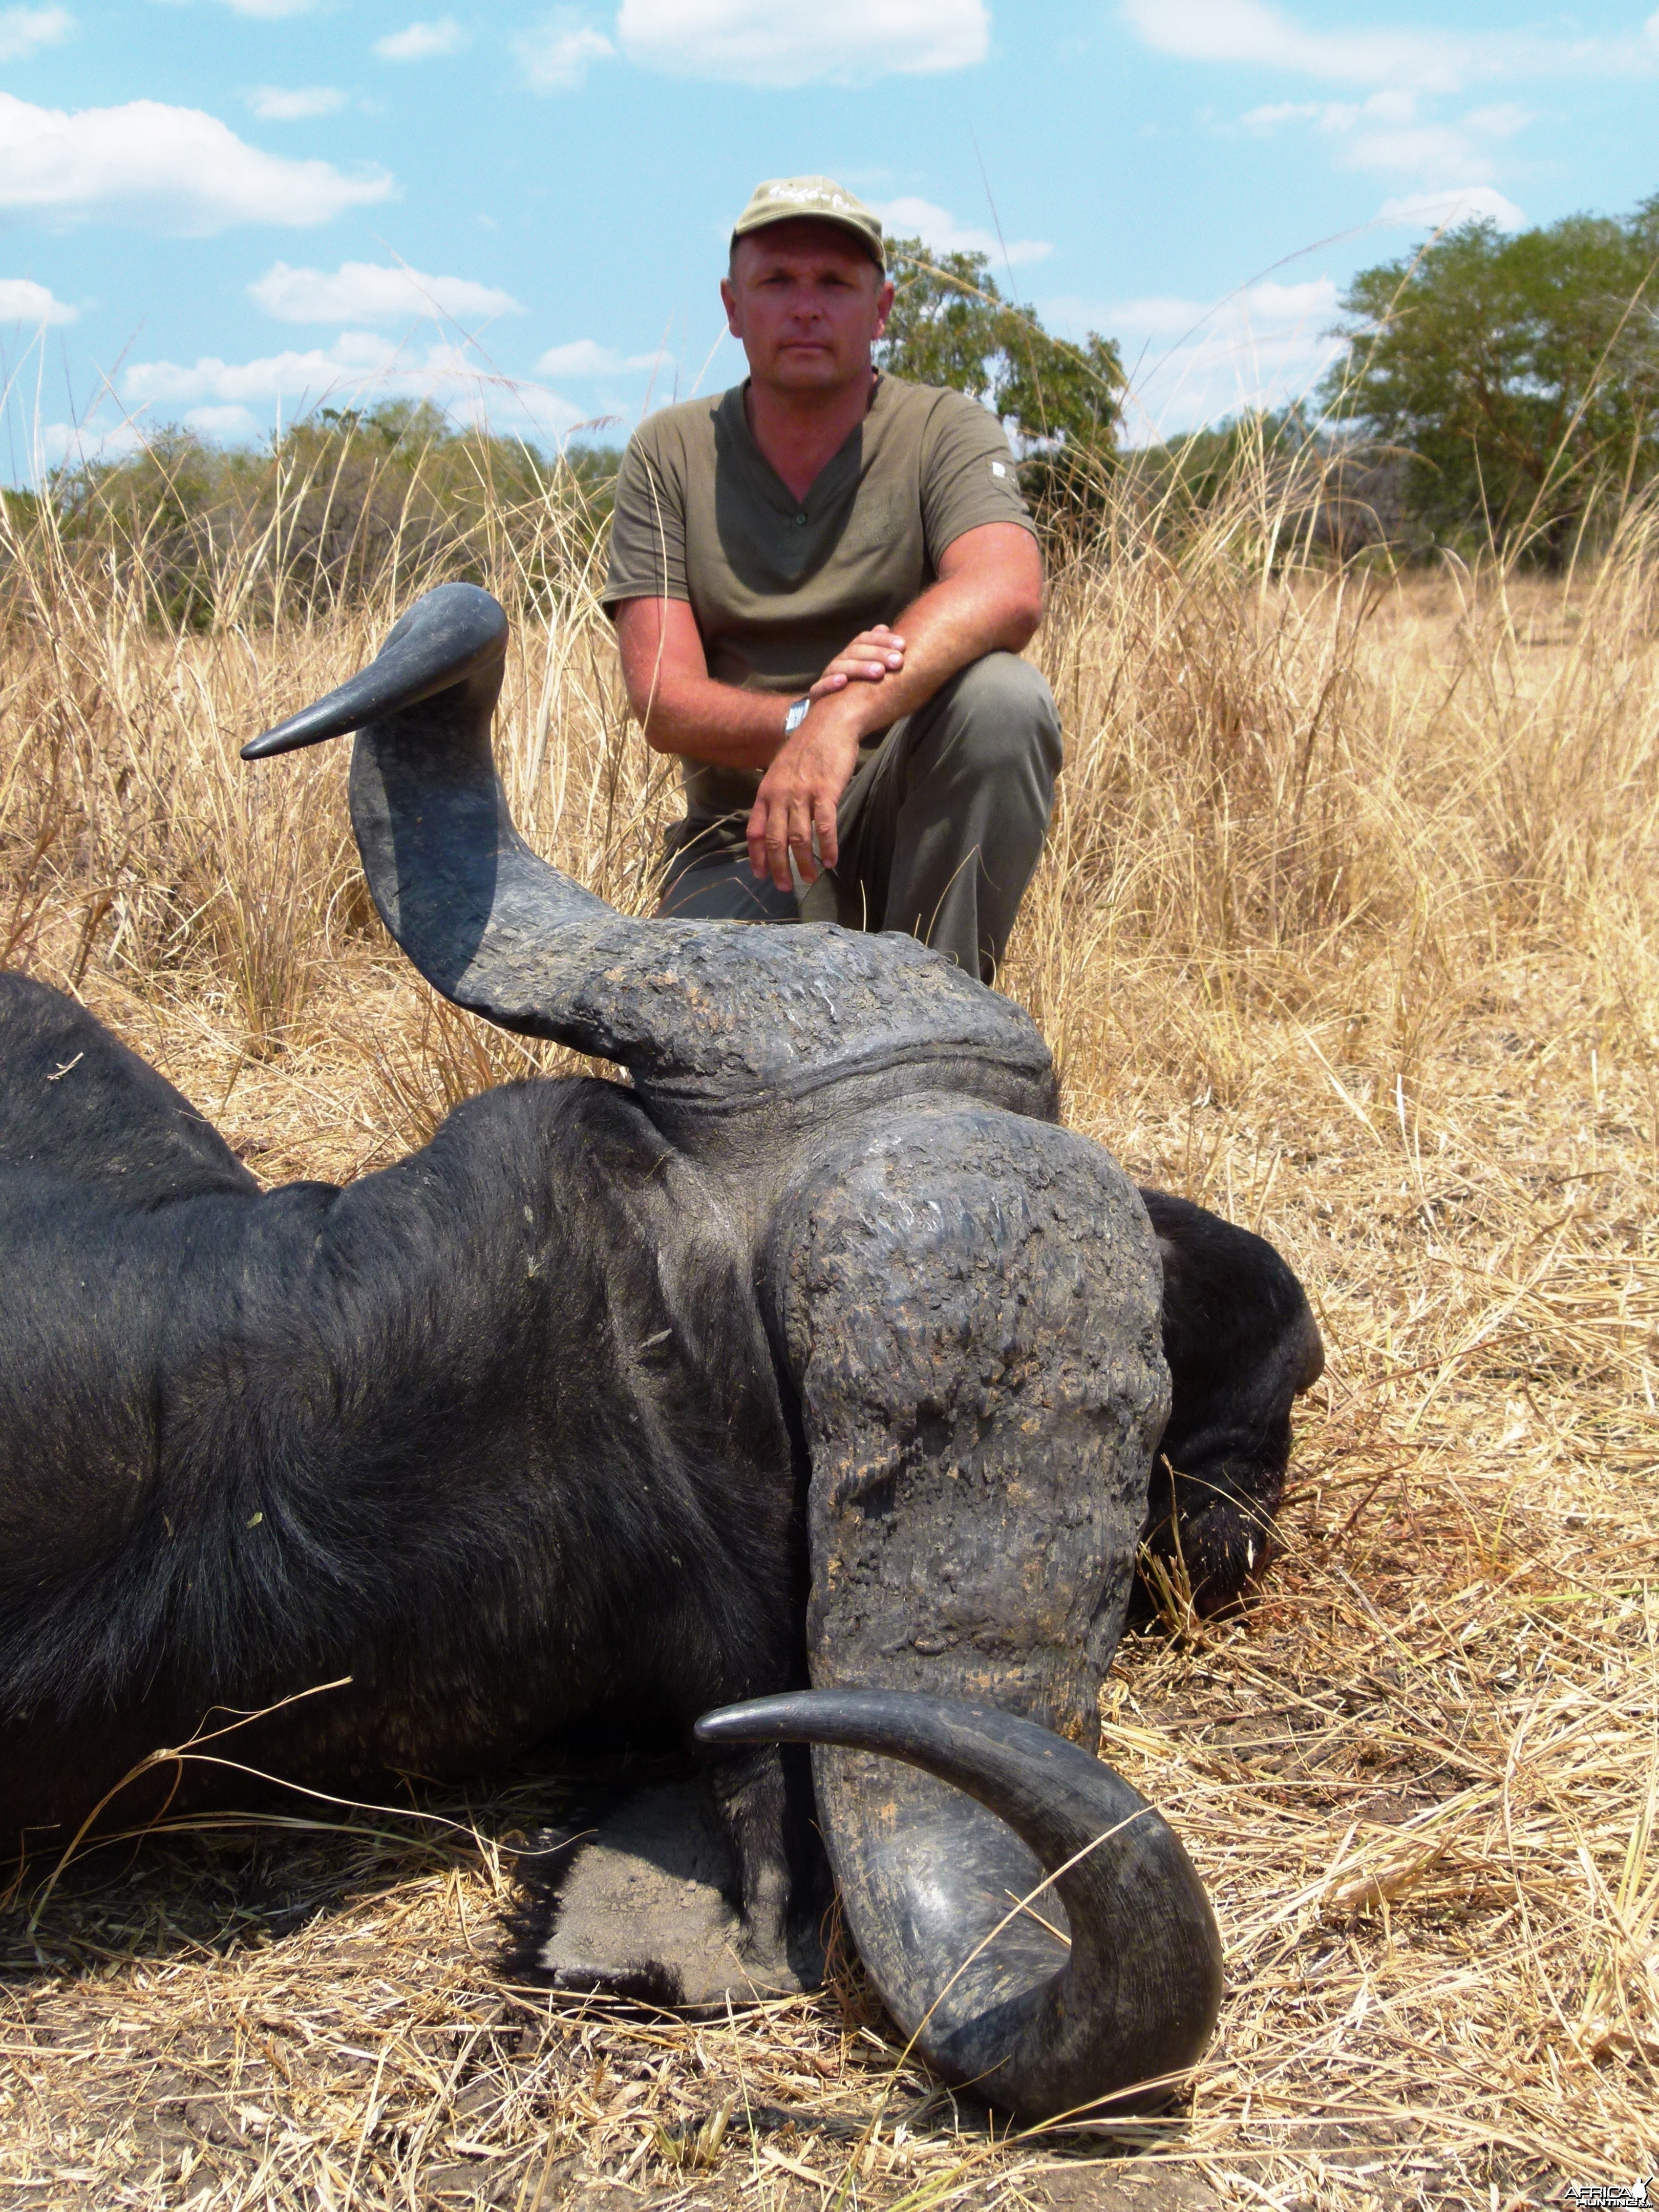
[654,652,1061,987]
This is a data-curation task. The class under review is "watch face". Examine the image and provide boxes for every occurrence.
[785,697,810,733]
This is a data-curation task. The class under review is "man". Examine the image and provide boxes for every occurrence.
[604,175,1061,987]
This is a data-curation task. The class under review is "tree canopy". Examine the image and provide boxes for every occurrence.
[35,400,619,623]
[1322,195,1659,559]
[875,239,1124,507]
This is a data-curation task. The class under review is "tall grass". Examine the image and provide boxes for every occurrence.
[6,429,1656,1067]
[0,432,632,1052]
[2,429,1656,2206]
[1022,463,1659,1105]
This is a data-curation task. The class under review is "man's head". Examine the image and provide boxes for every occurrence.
[722,177,895,400]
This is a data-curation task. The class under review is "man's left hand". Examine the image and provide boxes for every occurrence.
[747,700,863,890]
[809,624,906,699]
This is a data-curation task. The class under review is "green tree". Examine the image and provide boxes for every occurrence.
[42,401,621,623]
[876,239,1124,509]
[877,242,1005,395]
[1322,196,1659,560]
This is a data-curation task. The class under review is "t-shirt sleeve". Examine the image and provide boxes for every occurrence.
[603,422,690,608]
[919,392,1035,567]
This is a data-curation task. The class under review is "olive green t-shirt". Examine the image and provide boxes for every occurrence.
[603,373,1035,838]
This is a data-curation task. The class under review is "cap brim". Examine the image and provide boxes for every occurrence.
[730,213,884,269]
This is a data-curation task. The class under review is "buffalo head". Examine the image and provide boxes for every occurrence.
[240,581,1224,2121]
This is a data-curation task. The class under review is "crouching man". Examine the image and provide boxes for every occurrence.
[604,175,1061,987]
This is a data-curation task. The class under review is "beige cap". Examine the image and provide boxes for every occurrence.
[730,176,885,269]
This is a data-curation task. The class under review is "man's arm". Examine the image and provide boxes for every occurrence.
[613,603,909,768]
[614,597,787,768]
[746,521,1044,891]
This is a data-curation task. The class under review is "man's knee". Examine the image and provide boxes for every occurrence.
[655,857,799,924]
[922,652,1061,783]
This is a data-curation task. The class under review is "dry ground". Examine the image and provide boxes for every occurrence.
[1,477,1655,2209]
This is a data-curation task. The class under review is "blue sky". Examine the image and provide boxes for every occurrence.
[1,0,1655,476]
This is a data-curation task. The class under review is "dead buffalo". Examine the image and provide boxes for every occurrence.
[0,583,1321,2122]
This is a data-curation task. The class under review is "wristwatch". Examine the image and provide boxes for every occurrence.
[783,695,812,734]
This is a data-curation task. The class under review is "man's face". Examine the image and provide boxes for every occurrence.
[721,221,895,396]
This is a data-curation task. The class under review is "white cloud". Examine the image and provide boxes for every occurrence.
[1378,186,1524,233]
[121,333,589,442]
[1120,0,1659,92]
[0,93,393,231]
[0,6,72,59]
[0,274,74,322]
[1241,99,1325,129]
[1120,0,1474,90]
[127,332,410,407]
[247,86,347,121]
[183,402,261,439]
[1112,276,1336,337]
[876,196,1053,270]
[250,259,522,324]
[1049,275,1344,437]
[616,0,986,86]
[535,337,666,374]
[1462,103,1529,140]
[39,417,146,472]
[474,384,594,439]
[1345,120,1497,183]
[515,14,615,90]
[1242,87,1536,192]
[1242,89,1413,135]
[218,0,315,15]
[374,17,467,60]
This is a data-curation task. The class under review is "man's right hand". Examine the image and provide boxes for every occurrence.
[809,624,905,701]
[747,695,866,891]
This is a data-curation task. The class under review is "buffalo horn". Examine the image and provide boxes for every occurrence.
[696,1688,1223,2122]
[241,583,1052,1116]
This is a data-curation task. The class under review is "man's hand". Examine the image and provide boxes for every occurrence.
[747,698,864,890]
[809,624,905,700]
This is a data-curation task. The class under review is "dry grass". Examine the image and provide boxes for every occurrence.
[1,451,1656,2210]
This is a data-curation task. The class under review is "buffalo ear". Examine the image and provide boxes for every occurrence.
[1135,1186,1324,1614]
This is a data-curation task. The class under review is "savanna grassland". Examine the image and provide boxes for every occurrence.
[0,443,1655,2212]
